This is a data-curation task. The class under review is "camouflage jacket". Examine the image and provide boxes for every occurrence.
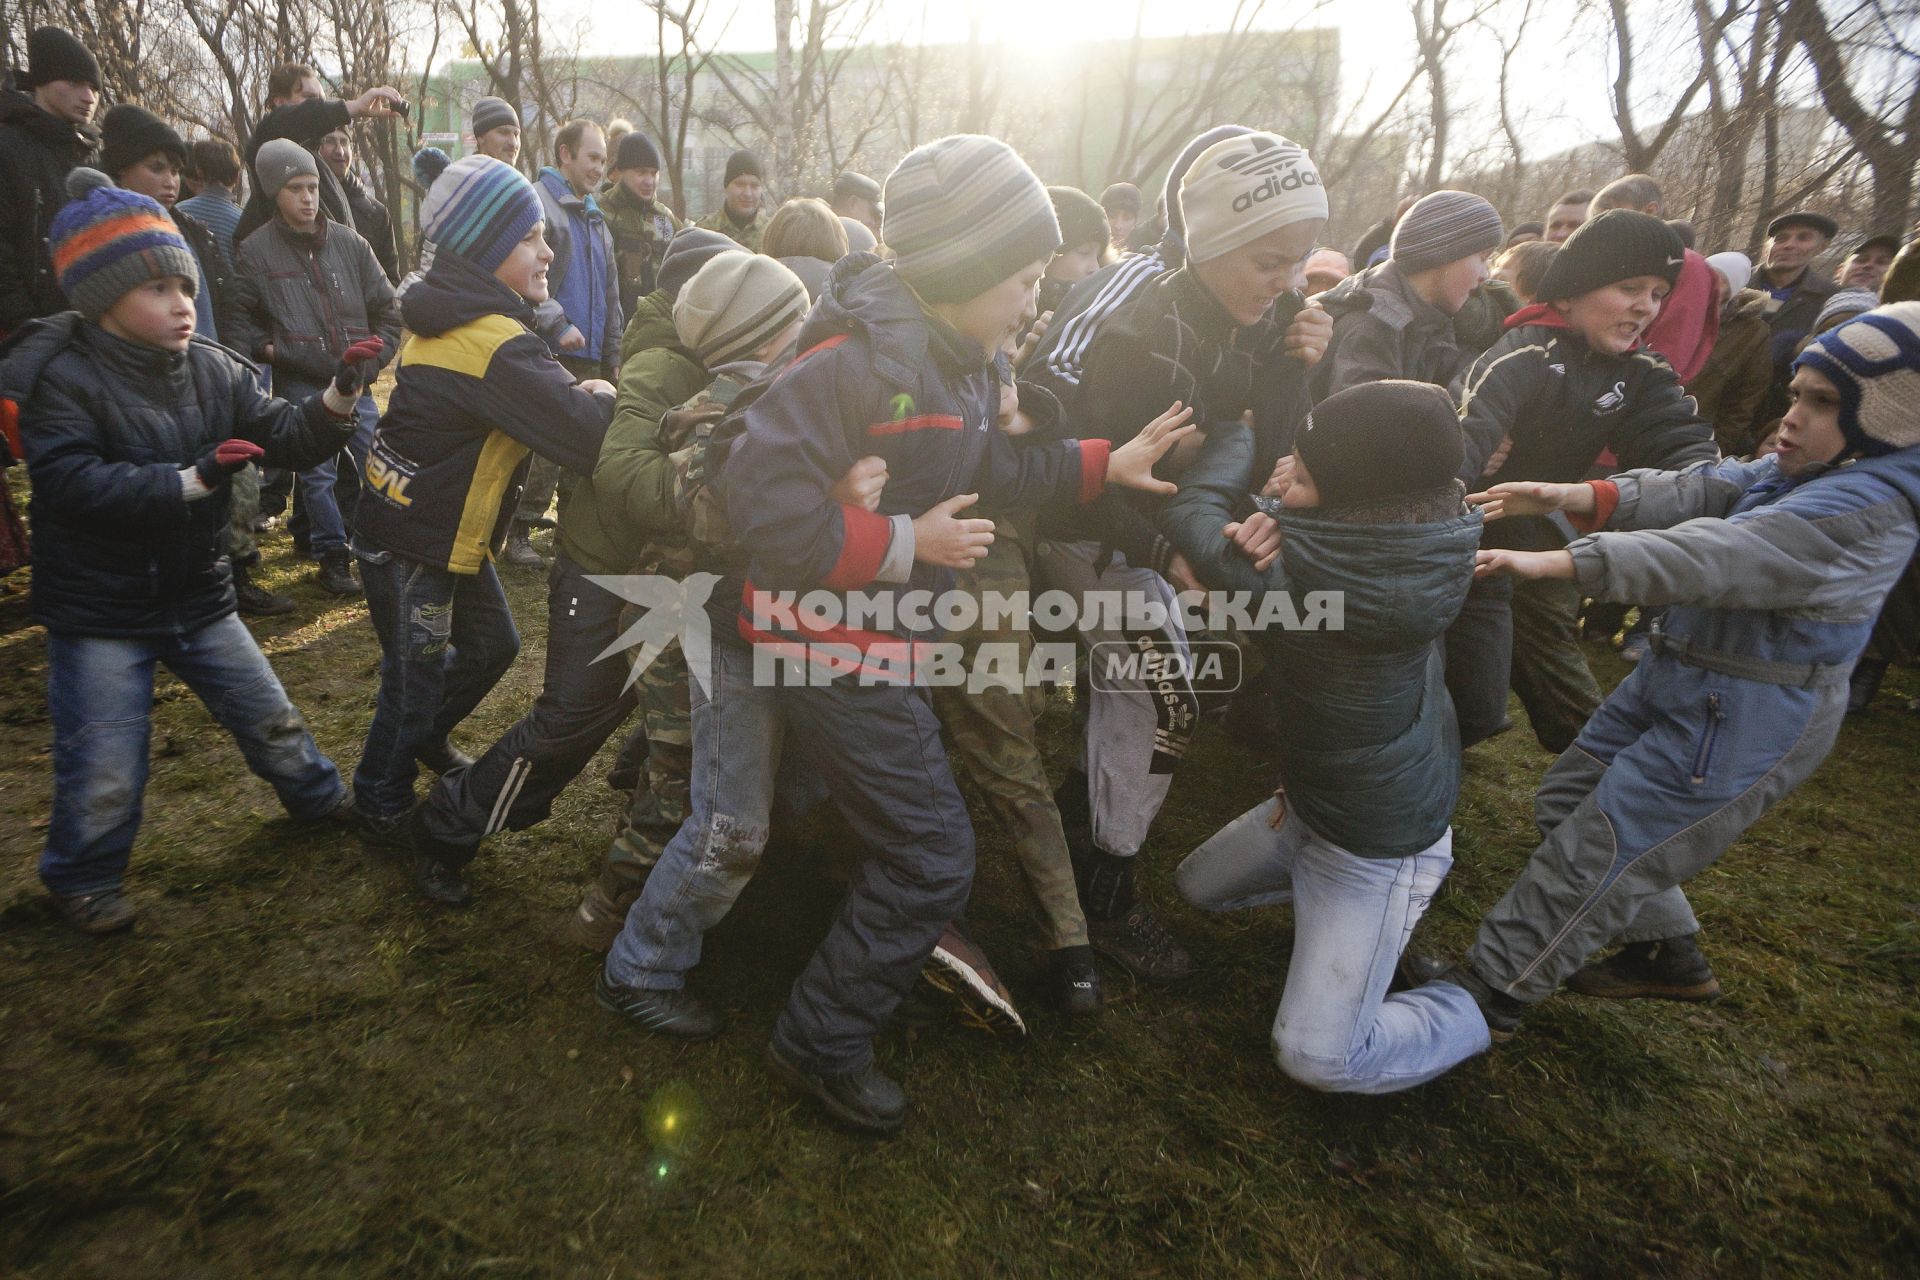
[602,184,685,317]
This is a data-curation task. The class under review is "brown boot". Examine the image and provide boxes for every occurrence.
[562,865,646,952]
[1566,935,1722,1002]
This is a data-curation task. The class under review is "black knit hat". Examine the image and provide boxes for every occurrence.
[23,26,100,91]
[1294,381,1464,509]
[100,104,186,181]
[1535,209,1685,303]
[1048,186,1109,253]
[1099,182,1142,215]
[614,132,662,173]
[658,227,743,299]
[724,150,762,186]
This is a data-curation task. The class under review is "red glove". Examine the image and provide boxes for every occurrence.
[193,438,266,488]
[333,336,387,397]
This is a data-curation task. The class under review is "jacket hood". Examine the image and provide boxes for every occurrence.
[1725,287,1771,322]
[405,249,537,337]
[1832,444,1920,524]
[802,253,987,388]
[1275,507,1482,649]
[0,88,97,152]
[1319,260,1440,331]
[0,311,83,400]
[539,167,598,215]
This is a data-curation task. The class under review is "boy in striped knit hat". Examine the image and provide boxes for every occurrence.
[347,154,616,904]
[0,168,377,934]
[596,134,1191,1132]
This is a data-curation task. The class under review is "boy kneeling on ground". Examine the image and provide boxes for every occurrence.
[1,169,379,933]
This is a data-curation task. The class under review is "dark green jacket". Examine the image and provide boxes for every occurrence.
[1162,422,1482,857]
[559,336,710,575]
[618,288,678,367]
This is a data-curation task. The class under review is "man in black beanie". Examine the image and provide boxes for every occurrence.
[1443,209,1716,754]
[604,130,685,313]
[829,170,881,235]
[696,148,769,250]
[237,62,408,245]
[0,26,102,332]
[1100,181,1142,254]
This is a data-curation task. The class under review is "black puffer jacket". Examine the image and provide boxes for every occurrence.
[0,89,98,333]
[1,314,352,636]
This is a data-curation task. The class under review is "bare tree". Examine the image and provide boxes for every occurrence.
[1788,0,1920,234]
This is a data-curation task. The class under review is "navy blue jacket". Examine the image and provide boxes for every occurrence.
[3,314,352,636]
[721,254,1108,679]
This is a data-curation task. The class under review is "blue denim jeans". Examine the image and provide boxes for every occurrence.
[351,540,520,819]
[40,614,344,896]
[282,377,377,558]
[606,638,785,989]
[1176,800,1491,1094]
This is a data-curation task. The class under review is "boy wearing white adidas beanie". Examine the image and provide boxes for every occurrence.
[1037,130,1328,986]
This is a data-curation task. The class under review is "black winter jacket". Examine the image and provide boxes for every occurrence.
[2,314,353,635]
[0,89,98,334]
[1454,311,1718,551]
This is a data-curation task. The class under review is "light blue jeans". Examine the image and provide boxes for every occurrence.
[285,381,378,558]
[41,613,344,896]
[1176,800,1491,1094]
[605,639,786,990]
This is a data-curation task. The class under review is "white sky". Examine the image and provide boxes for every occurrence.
[520,0,1638,158]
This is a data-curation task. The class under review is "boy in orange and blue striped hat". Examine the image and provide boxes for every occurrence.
[0,168,382,935]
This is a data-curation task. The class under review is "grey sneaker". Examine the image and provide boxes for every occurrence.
[49,889,137,935]
[1089,903,1195,982]
[764,1040,906,1134]
[594,970,723,1039]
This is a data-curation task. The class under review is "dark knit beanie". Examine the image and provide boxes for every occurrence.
[1535,209,1685,303]
[832,171,881,205]
[1048,186,1109,252]
[1390,190,1504,274]
[615,131,663,172]
[883,134,1060,304]
[51,168,199,320]
[724,150,762,185]
[658,227,744,299]
[1099,182,1142,216]
[471,96,518,138]
[100,104,187,182]
[1294,380,1464,509]
[23,26,100,91]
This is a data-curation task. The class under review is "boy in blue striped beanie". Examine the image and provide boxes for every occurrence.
[347,153,620,907]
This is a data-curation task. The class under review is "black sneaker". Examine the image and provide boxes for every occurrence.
[412,853,473,908]
[763,1040,906,1134]
[1434,964,1527,1039]
[316,549,361,596]
[1089,903,1195,982]
[1847,657,1888,715]
[502,531,546,569]
[49,889,137,935]
[415,739,475,775]
[1047,945,1104,1016]
[349,803,411,852]
[1565,936,1722,1002]
[1388,949,1451,993]
[593,969,723,1039]
[915,922,1026,1038]
[234,564,296,617]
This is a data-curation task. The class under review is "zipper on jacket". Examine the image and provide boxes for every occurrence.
[1690,692,1724,785]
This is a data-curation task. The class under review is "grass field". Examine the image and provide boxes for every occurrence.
[2,478,1917,1278]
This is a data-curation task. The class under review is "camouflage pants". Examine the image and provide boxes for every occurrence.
[933,513,1088,950]
[1509,576,1602,754]
[224,462,260,565]
[603,637,693,887]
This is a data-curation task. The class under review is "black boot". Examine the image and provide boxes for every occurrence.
[1435,964,1528,1038]
[415,739,474,775]
[1047,944,1104,1016]
[407,808,474,908]
[1565,935,1722,1002]
[316,549,361,597]
[233,563,296,617]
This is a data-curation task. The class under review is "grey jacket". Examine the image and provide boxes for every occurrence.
[1311,260,1470,401]
[226,214,402,386]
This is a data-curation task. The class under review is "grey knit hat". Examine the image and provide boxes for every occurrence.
[1390,190,1504,274]
[673,252,809,365]
[254,138,319,200]
[883,134,1061,304]
[471,96,518,137]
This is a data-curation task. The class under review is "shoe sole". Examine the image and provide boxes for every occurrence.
[1565,978,1723,1002]
[762,1043,903,1134]
[593,980,723,1041]
[921,945,1027,1039]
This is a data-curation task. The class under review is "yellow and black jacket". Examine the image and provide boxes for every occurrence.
[355,253,614,573]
